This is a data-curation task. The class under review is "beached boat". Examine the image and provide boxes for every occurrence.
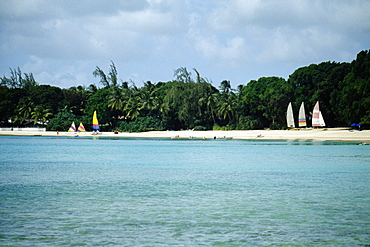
[68,121,76,132]
[286,102,295,128]
[77,122,86,132]
[92,111,100,133]
[312,101,325,127]
[298,102,307,128]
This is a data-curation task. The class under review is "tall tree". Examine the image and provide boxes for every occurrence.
[93,61,119,88]
[1,67,38,89]
[240,77,291,127]
[332,50,370,124]
[199,84,219,125]
[219,80,232,94]
[174,67,193,84]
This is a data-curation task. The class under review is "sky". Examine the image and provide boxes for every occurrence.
[1,0,369,89]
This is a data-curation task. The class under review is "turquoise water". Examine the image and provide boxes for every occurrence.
[0,136,369,246]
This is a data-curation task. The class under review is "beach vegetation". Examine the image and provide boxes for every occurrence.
[47,110,80,131]
[31,105,53,125]
[117,116,166,132]
[1,50,370,131]
[193,126,207,131]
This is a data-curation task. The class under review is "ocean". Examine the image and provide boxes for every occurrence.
[0,136,369,246]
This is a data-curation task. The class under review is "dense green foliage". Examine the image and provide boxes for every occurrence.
[1,50,369,131]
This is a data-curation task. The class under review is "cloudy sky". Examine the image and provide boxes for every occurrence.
[1,0,369,89]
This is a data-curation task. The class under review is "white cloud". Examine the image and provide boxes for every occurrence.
[0,0,185,61]
[21,56,91,88]
[1,0,369,89]
[190,30,246,64]
[200,0,370,65]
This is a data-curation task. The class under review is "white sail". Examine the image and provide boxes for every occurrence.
[319,111,326,127]
[298,102,306,127]
[68,121,76,132]
[312,101,325,127]
[286,102,295,128]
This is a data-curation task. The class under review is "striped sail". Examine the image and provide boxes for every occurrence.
[312,101,325,127]
[77,122,86,132]
[92,111,100,131]
[286,102,295,128]
[68,121,76,132]
[298,102,306,127]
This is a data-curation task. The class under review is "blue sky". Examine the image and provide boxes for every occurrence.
[1,0,369,89]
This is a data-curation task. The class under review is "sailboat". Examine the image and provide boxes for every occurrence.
[286,102,295,128]
[298,102,307,128]
[92,111,100,132]
[68,121,76,132]
[312,101,325,127]
[77,122,86,132]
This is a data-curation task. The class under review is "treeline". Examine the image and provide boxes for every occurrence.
[1,50,369,131]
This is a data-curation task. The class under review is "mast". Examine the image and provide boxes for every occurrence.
[298,102,306,127]
[286,102,295,128]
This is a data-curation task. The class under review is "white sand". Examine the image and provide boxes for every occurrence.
[1,128,369,142]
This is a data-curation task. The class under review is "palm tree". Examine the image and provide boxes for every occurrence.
[31,105,53,125]
[14,97,34,125]
[217,95,236,124]
[199,87,219,125]
[107,87,124,111]
[220,80,232,94]
[139,81,159,114]
[125,96,141,120]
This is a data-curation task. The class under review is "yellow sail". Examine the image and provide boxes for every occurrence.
[92,111,100,131]
[77,122,86,132]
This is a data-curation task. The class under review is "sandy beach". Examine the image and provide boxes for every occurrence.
[1,128,369,142]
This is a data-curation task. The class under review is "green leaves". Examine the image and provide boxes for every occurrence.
[31,105,53,125]
[1,50,370,131]
[0,67,38,89]
[93,61,119,88]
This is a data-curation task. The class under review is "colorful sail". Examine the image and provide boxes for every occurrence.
[68,121,76,132]
[312,101,325,127]
[92,111,100,131]
[286,102,295,128]
[298,102,307,127]
[77,122,86,132]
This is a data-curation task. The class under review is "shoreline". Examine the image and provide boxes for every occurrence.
[1,129,369,142]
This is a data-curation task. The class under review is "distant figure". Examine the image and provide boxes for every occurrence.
[57,131,59,135]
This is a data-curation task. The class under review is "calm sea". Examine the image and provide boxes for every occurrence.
[0,135,369,246]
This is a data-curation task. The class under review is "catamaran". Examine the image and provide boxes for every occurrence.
[312,101,325,127]
[77,122,86,132]
[286,102,295,128]
[298,102,307,127]
[92,111,100,132]
[68,121,76,132]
